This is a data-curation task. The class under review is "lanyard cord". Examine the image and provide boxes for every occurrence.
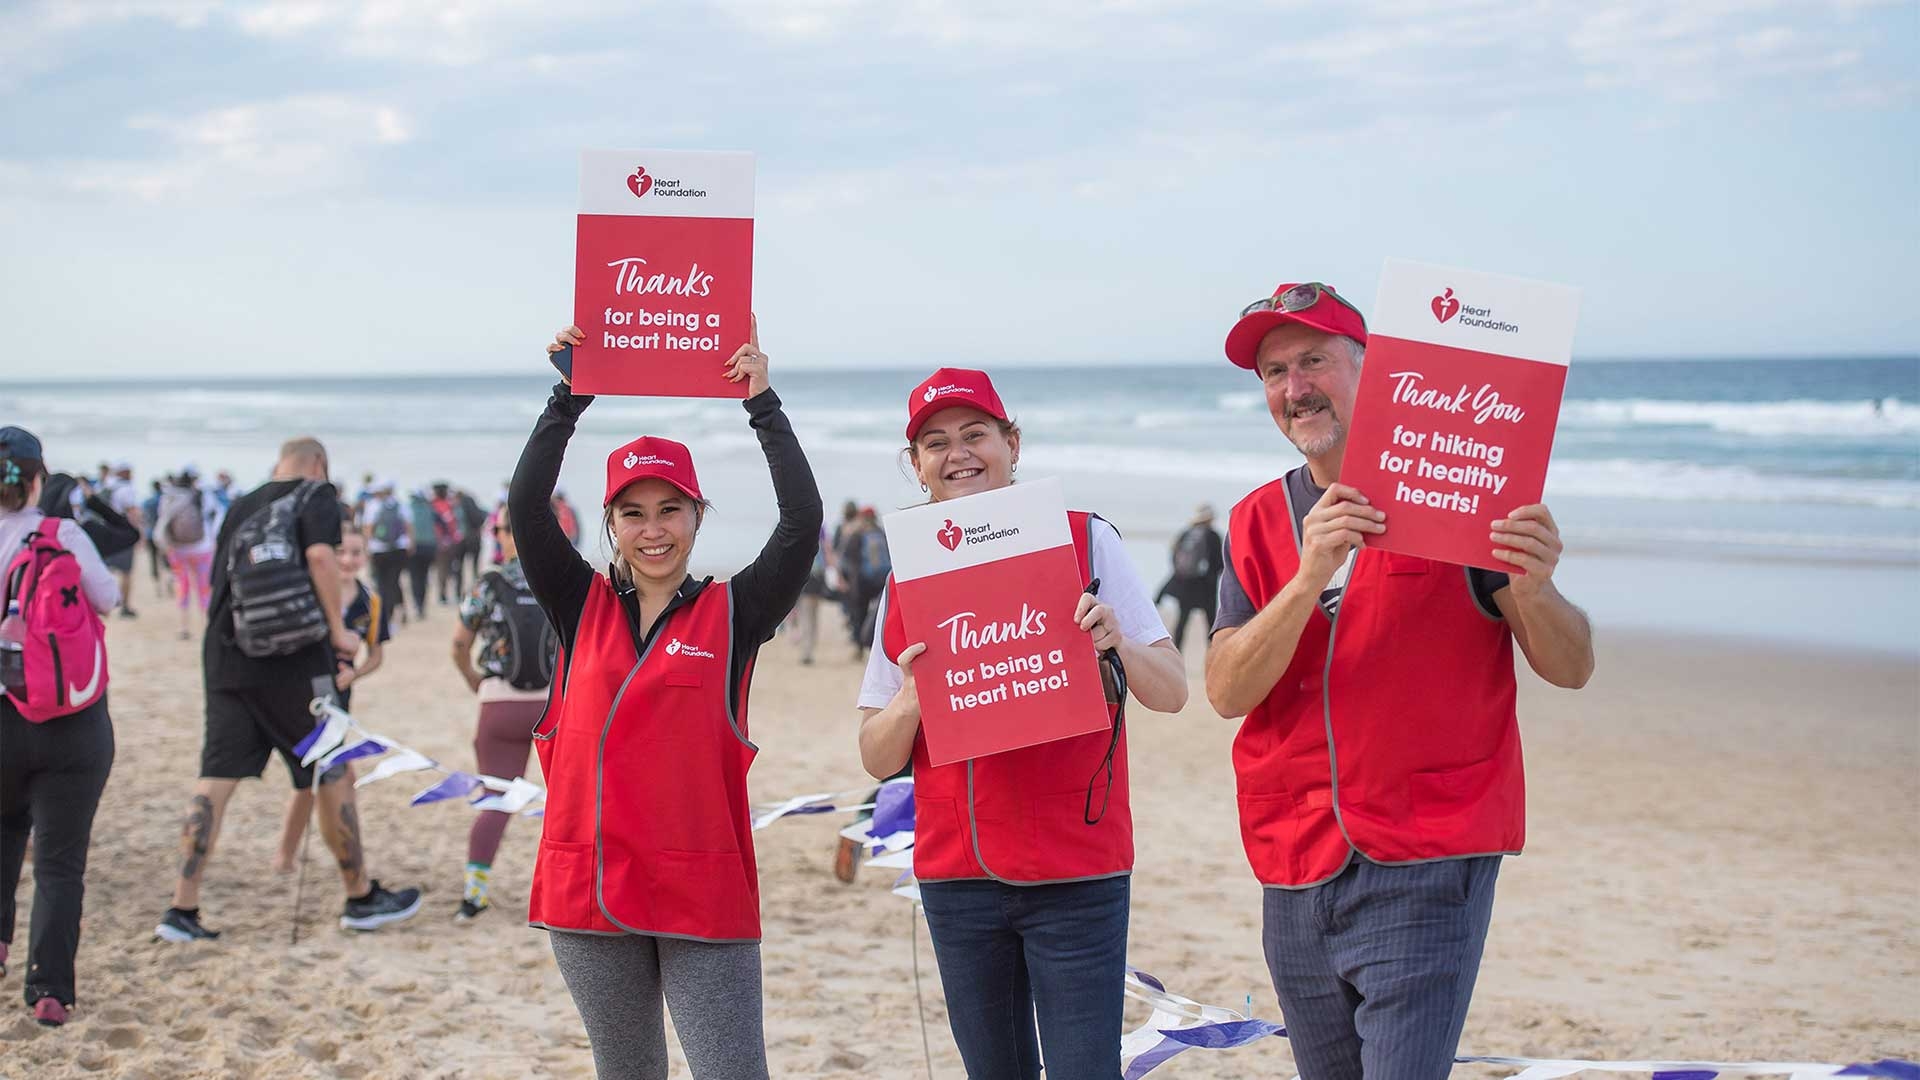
[1082,647,1128,825]
[1081,576,1129,825]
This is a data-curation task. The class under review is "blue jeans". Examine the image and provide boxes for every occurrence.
[919,876,1130,1080]
[1262,855,1502,1080]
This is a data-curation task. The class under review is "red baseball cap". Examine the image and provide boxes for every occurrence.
[1224,282,1369,370]
[603,436,702,507]
[905,367,1009,442]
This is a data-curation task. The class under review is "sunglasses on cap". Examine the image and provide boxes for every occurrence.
[1239,282,1365,321]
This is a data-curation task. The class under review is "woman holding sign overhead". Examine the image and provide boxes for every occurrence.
[512,317,820,1080]
[854,368,1187,1080]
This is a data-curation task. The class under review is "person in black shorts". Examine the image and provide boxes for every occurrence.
[154,437,422,944]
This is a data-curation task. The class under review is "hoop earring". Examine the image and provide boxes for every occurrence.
[919,482,928,493]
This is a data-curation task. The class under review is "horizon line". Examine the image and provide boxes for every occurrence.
[11,352,1919,387]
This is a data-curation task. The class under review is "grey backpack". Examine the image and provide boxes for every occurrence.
[228,481,329,658]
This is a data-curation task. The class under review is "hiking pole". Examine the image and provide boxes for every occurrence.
[291,760,316,946]
[292,676,338,947]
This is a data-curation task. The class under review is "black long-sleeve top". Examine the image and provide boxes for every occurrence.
[509,382,823,709]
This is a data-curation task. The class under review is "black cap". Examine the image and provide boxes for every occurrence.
[0,426,43,462]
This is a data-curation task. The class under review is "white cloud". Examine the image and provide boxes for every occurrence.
[8,94,415,203]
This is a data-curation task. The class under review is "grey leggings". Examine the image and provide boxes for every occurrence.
[548,930,769,1080]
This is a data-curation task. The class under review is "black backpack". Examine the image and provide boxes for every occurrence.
[484,570,558,690]
[228,481,330,659]
[1172,527,1211,579]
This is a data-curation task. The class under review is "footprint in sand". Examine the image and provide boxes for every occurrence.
[172,1024,207,1042]
[90,1025,144,1049]
[295,1036,341,1062]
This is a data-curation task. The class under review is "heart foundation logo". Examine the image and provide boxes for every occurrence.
[622,451,639,469]
[626,167,653,199]
[936,518,963,551]
[665,639,680,655]
[1431,287,1461,323]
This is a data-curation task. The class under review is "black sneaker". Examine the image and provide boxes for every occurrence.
[340,880,422,931]
[153,908,221,943]
[455,897,490,922]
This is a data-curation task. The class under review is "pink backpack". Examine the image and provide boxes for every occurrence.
[4,518,109,722]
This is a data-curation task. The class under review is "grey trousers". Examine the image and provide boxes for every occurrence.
[1262,855,1501,1080]
[548,930,769,1080]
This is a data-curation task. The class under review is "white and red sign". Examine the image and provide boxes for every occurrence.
[572,149,755,398]
[1340,258,1581,571]
[884,479,1110,767]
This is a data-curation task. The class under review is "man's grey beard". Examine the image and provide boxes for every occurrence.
[1291,420,1345,459]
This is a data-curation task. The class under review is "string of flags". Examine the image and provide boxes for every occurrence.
[294,698,548,815]
[750,778,1917,1080]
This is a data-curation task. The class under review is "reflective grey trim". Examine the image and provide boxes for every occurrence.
[1467,566,1504,622]
[1322,549,1362,858]
[1259,850,1354,891]
[720,583,757,751]
[1260,849,1518,890]
[593,632,660,936]
[918,870,1132,887]
[531,922,760,944]
[532,594,593,742]
[1280,475,1305,553]
[529,922,626,936]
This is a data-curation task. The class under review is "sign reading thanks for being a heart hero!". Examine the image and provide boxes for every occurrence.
[572,149,755,398]
[1339,258,1582,571]
[884,479,1110,768]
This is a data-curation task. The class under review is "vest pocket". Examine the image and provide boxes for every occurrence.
[1408,754,1501,822]
[1386,554,1434,575]
[649,850,757,936]
[530,839,594,922]
[1236,791,1300,860]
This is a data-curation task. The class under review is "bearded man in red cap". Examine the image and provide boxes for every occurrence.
[1206,282,1594,1080]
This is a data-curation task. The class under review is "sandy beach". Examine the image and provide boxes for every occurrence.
[2,580,1915,1079]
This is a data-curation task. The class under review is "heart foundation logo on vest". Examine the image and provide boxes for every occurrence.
[665,638,715,659]
[937,518,963,551]
[1431,287,1461,323]
[626,167,653,199]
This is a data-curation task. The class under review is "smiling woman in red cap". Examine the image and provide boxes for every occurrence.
[508,318,820,1080]
[854,368,1188,1080]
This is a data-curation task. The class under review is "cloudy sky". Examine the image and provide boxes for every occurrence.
[2,0,1915,377]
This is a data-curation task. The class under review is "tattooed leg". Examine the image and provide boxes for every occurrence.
[315,780,370,897]
[171,780,238,909]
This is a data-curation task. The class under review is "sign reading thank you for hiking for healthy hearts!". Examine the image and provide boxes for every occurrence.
[1340,258,1581,571]
[571,149,755,398]
[883,479,1110,768]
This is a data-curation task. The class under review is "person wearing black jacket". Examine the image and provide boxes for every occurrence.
[513,317,820,1079]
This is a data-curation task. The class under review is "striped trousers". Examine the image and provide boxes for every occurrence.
[1262,855,1501,1080]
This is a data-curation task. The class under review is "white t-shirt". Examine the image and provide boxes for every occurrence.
[103,476,138,516]
[856,517,1169,710]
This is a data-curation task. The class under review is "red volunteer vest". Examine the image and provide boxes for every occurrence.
[529,576,761,940]
[1229,476,1523,888]
[881,510,1132,884]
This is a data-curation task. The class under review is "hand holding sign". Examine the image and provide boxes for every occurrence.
[1075,592,1123,653]
[891,642,928,723]
[722,313,769,397]
[1298,483,1385,593]
[548,324,585,387]
[1489,503,1563,589]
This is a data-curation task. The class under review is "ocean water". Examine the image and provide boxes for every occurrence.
[7,357,1918,652]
